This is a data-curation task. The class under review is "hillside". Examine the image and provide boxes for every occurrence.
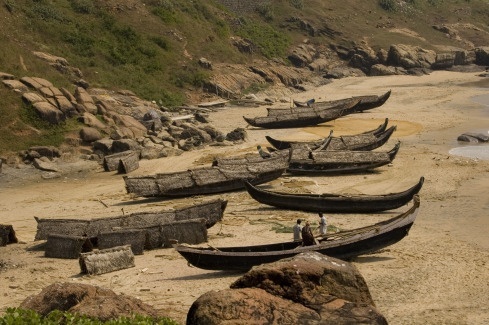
[1,0,489,156]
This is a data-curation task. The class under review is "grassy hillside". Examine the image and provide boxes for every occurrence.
[1,0,489,156]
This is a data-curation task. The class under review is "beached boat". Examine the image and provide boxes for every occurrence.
[174,195,420,270]
[243,99,360,129]
[244,177,424,213]
[34,199,228,240]
[123,156,287,197]
[287,142,400,174]
[265,122,396,151]
[289,90,391,112]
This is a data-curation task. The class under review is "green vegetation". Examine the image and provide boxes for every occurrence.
[0,0,488,154]
[0,308,178,325]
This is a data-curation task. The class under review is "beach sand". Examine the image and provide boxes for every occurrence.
[1,71,489,324]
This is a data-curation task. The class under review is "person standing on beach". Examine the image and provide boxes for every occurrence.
[301,221,316,246]
[318,212,327,236]
[293,219,302,241]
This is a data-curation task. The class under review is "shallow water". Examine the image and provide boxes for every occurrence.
[448,91,489,160]
[449,144,489,160]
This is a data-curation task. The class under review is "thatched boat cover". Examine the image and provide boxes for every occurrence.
[290,148,392,164]
[35,199,226,241]
[34,217,90,241]
[79,245,135,275]
[140,225,163,250]
[117,151,139,174]
[310,150,392,164]
[174,199,227,228]
[0,225,18,246]
[123,175,158,197]
[159,219,207,248]
[103,150,135,172]
[45,234,93,259]
[97,229,145,255]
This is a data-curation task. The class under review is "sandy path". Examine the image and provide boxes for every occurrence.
[1,71,489,324]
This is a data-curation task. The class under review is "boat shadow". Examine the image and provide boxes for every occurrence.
[169,270,244,281]
[351,255,395,263]
[112,197,175,206]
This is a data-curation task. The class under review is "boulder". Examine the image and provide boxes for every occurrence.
[32,102,65,124]
[475,47,489,65]
[80,127,103,143]
[28,146,61,159]
[387,44,436,69]
[92,139,114,155]
[226,128,247,142]
[231,252,375,306]
[188,252,387,324]
[20,282,161,321]
[187,288,320,324]
[2,79,29,92]
[77,112,107,130]
[370,64,407,76]
[111,139,142,153]
[32,158,59,172]
[22,92,46,105]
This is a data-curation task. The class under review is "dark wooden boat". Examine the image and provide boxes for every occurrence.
[300,90,391,112]
[123,156,286,197]
[265,120,396,151]
[174,195,420,271]
[273,90,391,116]
[243,99,360,129]
[287,141,400,174]
[244,177,424,213]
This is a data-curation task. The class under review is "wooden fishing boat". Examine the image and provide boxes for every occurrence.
[265,121,396,151]
[123,156,286,197]
[244,177,424,213]
[243,99,360,129]
[287,142,400,174]
[290,90,391,112]
[174,195,420,271]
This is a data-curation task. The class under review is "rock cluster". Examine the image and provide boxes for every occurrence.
[187,252,387,324]
[1,54,246,171]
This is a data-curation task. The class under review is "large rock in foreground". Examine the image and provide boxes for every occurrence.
[187,252,387,324]
[20,282,161,321]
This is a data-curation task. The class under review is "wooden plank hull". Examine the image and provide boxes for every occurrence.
[243,99,360,129]
[244,177,424,213]
[265,122,396,151]
[175,195,420,271]
[287,142,400,174]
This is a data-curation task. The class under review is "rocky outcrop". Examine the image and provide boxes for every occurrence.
[20,282,161,321]
[475,47,489,65]
[387,44,436,69]
[187,252,387,324]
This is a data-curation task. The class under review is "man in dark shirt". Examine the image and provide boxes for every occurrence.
[301,221,316,246]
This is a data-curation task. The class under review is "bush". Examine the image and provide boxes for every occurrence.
[0,308,179,324]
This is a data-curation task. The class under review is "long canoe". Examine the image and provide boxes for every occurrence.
[243,99,360,129]
[265,123,396,151]
[174,195,420,271]
[244,177,424,213]
[287,142,400,174]
[280,90,391,114]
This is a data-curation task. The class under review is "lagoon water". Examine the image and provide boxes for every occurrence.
[448,90,489,160]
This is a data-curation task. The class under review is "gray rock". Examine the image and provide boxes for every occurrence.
[32,102,65,124]
[80,127,102,143]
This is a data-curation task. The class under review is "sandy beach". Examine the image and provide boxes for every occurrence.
[1,71,489,324]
